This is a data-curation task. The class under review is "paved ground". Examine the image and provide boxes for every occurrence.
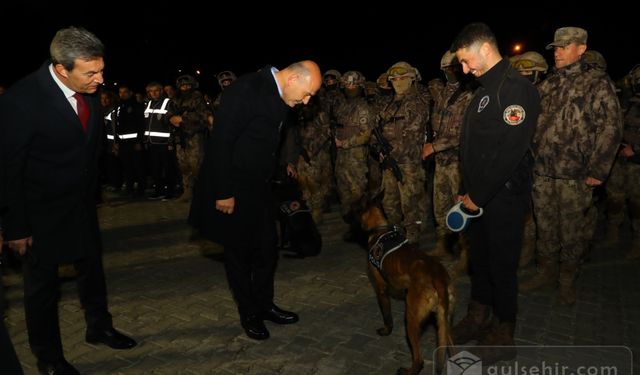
[2,195,639,374]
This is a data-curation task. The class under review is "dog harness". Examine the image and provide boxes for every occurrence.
[368,228,408,270]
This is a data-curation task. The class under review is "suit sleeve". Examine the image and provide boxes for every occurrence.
[209,83,251,199]
[0,96,33,240]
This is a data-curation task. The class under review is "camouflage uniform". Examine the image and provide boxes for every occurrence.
[430,81,473,241]
[295,107,333,224]
[378,79,430,243]
[364,74,394,195]
[173,76,210,202]
[334,85,373,218]
[509,51,549,267]
[606,94,640,248]
[317,70,344,119]
[533,59,622,263]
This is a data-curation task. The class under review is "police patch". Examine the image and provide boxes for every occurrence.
[503,105,526,126]
[478,95,490,113]
[289,201,300,211]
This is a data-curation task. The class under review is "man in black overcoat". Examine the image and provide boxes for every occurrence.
[189,61,322,340]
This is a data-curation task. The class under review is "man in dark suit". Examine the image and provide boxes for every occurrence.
[189,61,322,340]
[1,197,23,375]
[0,27,136,375]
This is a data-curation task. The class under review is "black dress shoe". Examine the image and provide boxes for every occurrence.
[241,314,270,340]
[37,359,80,375]
[262,304,299,324]
[86,327,137,349]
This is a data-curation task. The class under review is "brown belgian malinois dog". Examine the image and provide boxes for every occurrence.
[356,200,455,374]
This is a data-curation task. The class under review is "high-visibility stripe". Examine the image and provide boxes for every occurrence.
[144,98,171,115]
[119,133,138,139]
[107,134,115,140]
[144,131,171,137]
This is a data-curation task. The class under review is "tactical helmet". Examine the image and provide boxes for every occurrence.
[510,51,548,73]
[176,74,199,89]
[365,81,377,93]
[217,70,236,88]
[340,71,365,87]
[377,72,390,89]
[323,69,342,85]
[440,51,458,69]
[387,61,421,82]
[583,50,607,71]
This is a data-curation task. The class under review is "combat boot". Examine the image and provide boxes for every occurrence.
[175,182,192,203]
[472,321,517,365]
[557,261,578,306]
[519,255,557,294]
[452,301,493,345]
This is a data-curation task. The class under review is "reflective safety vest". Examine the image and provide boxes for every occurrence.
[104,110,116,141]
[144,98,173,144]
[107,105,140,142]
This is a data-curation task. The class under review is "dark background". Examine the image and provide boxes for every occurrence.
[2,3,638,95]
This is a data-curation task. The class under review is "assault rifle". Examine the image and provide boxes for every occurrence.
[371,116,405,183]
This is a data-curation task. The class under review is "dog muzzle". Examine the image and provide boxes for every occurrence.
[445,201,483,232]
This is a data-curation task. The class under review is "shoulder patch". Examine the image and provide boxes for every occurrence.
[503,105,526,126]
[478,95,490,113]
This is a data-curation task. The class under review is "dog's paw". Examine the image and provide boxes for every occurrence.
[376,327,392,336]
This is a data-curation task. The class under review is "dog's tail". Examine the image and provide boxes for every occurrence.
[435,279,456,358]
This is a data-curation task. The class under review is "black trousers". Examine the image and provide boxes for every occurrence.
[223,206,278,319]
[1,266,23,374]
[118,142,145,192]
[147,143,177,194]
[467,190,528,323]
[23,255,112,362]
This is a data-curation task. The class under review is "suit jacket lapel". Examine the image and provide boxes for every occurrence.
[36,64,86,134]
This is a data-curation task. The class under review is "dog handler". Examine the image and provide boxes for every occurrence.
[449,23,540,364]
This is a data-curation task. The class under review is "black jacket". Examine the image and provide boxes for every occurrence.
[189,67,289,247]
[0,62,103,263]
[460,58,540,207]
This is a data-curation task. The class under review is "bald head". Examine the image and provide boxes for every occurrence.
[277,60,322,107]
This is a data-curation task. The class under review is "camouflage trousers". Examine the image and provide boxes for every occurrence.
[532,175,596,262]
[335,147,368,217]
[367,154,383,196]
[296,151,332,224]
[176,135,204,194]
[381,164,426,244]
[433,160,461,237]
[606,159,640,235]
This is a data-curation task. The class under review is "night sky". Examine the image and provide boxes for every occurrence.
[2,4,638,95]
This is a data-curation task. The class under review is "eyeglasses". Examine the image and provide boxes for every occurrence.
[512,59,537,71]
[388,66,411,77]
